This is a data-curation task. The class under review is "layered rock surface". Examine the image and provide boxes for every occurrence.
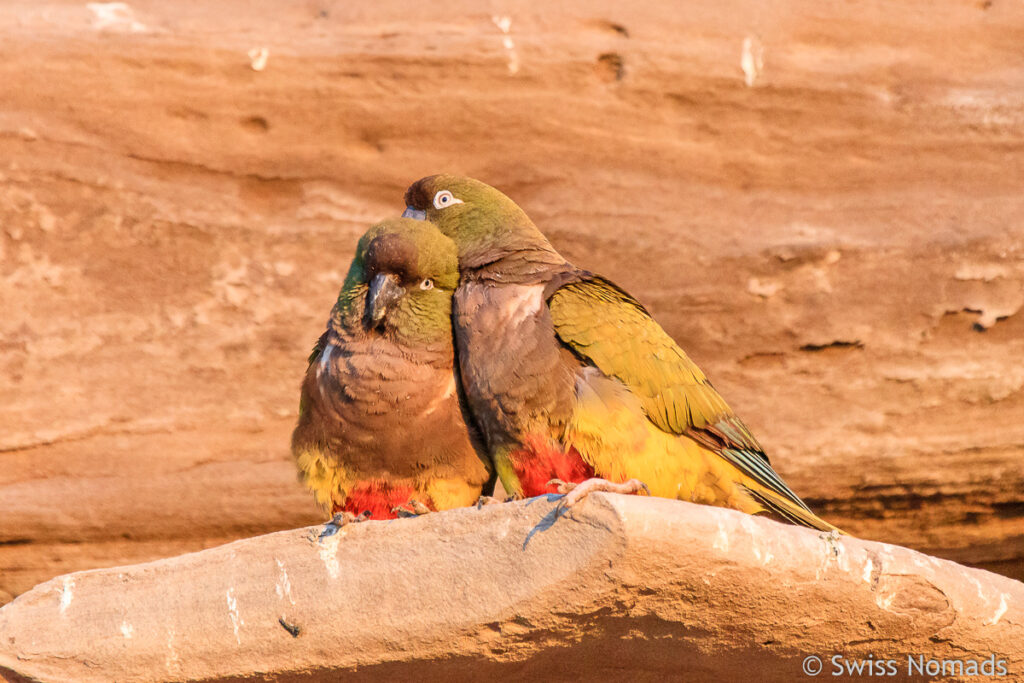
[1,0,1023,604]
[2,495,1022,682]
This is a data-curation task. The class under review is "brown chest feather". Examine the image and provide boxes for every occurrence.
[453,281,577,450]
[293,336,480,479]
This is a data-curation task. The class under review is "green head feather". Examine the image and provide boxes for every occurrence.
[403,175,556,270]
[332,217,458,346]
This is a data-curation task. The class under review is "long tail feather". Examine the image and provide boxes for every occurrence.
[743,485,844,534]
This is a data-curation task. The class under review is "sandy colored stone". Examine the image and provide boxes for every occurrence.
[1,0,1023,603]
[1,494,1022,682]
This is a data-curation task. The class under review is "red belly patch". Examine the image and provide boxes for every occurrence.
[335,482,429,520]
[509,435,594,497]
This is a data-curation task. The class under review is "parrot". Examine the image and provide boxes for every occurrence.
[401,175,839,532]
[290,217,492,529]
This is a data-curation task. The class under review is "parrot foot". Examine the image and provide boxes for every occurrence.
[392,499,432,518]
[548,477,650,508]
[476,492,523,508]
[315,510,371,541]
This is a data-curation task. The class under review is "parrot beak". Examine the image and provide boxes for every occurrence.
[366,273,404,326]
[402,206,426,220]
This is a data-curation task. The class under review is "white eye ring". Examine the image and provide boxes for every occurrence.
[432,190,463,210]
[419,279,434,290]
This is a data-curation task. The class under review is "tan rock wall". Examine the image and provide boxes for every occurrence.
[1,0,1023,601]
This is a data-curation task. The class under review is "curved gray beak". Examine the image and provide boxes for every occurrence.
[402,206,426,220]
[367,273,403,325]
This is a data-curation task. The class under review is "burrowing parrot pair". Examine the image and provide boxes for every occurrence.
[291,176,838,533]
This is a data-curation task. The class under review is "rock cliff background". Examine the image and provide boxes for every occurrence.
[1,0,1022,605]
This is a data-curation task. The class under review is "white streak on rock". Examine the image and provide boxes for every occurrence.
[741,36,764,87]
[969,575,987,602]
[985,593,1010,626]
[491,16,520,75]
[248,47,269,72]
[86,3,147,33]
[59,577,74,615]
[319,533,342,579]
[275,559,296,605]
[712,523,730,553]
[120,620,134,639]
[226,587,244,644]
[165,628,181,675]
[739,515,772,565]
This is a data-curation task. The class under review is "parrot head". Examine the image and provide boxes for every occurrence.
[335,217,459,344]
[402,175,554,269]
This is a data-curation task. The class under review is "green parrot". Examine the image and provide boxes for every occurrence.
[291,217,491,527]
[401,176,838,531]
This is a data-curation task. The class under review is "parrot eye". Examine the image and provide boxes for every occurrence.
[419,279,434,290]
[432,190,463,210]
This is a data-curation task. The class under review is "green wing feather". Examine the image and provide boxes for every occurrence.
[548,275,814,515]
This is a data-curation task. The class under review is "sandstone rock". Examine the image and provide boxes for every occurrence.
[1,495,1021,682]
[1,0,1023,603]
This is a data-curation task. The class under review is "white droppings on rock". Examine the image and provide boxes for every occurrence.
[86,2,147,32]
[248,47,269,72]
[712,522,730,552]
[491,16,519,75]
[985,593,1010,626]
[226,587,244,644]
[739,515,772,565]
[495,515,512,541]
[970,575,987,602]
[493,15,511,33]
[58,577,74,615]
[120,620,134,639]
[275,559,296,605]
[319,532,342,579]
[741,35,763,87]
[165,627,181,676]
[862,557,873,584]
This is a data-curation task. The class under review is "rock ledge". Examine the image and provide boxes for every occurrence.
[1,494,1022,682]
